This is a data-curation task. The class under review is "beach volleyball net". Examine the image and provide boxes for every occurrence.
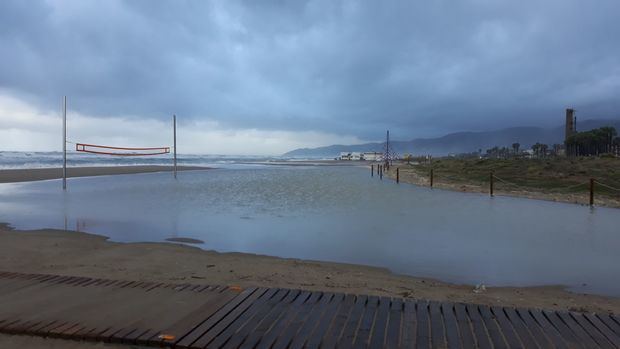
[75,143,171,156]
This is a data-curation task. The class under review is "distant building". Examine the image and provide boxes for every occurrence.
[339,151,383,161]
[339,152,362,160]
[362,152,383,161]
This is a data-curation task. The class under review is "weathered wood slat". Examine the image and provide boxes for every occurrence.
[428,301,446,348]
[505,307,548,349]
[455,303,476,349]
[586,313,620,347]
[417,300,432,349]
[490,306,522,348]
[556,311,599,348]
[320,293,356,349]
[0,272,618,349]
[336,294,367,349]
[305,293,345,349]
[352,295,379,348]
[271,291,323,349]
[385,298,403,349]
[441,302,462,349]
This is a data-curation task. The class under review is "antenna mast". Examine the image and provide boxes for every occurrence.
[383,130,396,166]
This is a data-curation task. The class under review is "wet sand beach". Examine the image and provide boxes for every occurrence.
[1,224,618,315]
[0,165,209,183]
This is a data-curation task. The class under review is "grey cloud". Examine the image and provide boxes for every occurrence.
[1,0,619,141]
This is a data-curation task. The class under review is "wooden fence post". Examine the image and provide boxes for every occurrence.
[380,165,383,180]
[490,171,494,197]
[371,164,374,177]
[396,167,400,183]
[430,169,434,188]
[590,178,594,206]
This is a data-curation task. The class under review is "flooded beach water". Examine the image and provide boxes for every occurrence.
[0,165,618,296]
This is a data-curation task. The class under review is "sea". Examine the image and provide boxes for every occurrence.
[0,151,311,169]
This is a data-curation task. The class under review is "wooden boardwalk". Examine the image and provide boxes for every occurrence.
[0,272,619,348]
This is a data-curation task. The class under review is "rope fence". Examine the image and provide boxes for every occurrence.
[595,180,620,192]
[377,166,620,207]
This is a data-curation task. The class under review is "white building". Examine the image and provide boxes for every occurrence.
[339,152,362,160]
[361,152,383,161]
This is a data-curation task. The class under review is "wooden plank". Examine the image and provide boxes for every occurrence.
[177,287,272,348]
[467,304,506,348]
[222,288,291,349]
[288,292,335,349]
[255,291,313,349]
[1,273,620,349]
[542,310,586,348]
[490,306,522,348]
[240,289,302,349]
[417,301,431,349]
[319,293,356,349]
[556,311,599,348]
[454,303,476,349]
[570,312,614,349]
[588,314,620,347]
[271,292,323,349]
[157,288,240,345]
[508,307,555,349]
[429,301,447,349]
[401,300,417,349]
[305,293,346,349]
[367,296,390,349]
[465,304,493,349]
[352,295,379,348]
[336,294,368,349]
[385,298,403,349]
[441,302,461,349]
[595,314,620,340]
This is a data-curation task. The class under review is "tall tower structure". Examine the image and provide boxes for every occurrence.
[383,130,397,165]
[565,108,576,141]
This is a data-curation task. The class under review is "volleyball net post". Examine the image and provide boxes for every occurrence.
[63,96,67,190]
[173,114,177,179]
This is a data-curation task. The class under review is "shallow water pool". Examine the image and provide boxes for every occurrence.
[0,166,618,296]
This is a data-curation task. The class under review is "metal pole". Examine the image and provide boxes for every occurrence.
[62,96,67,190]
[430,168,434,188]
[490,171,494,197]
[589,178,594,206]
[371,164,374,177]
[173,114,177,179]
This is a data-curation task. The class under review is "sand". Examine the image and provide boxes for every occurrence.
[1,224,618,315]
[0,165,209,184]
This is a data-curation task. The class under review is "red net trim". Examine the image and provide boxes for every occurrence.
[76,143,170,156]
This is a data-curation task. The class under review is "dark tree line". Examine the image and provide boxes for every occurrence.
[565,126,619,156]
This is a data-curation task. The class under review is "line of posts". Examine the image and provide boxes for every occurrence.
[370,166,598,207]
[370,164,399,182]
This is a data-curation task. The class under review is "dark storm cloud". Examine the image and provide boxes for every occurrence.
[1,0,619,140]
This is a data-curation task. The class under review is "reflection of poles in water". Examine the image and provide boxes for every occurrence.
[63,190,68,231]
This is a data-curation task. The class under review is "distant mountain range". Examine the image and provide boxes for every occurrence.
[283,119,620,157]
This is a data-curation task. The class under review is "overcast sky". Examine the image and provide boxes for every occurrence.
[1,0,619,154]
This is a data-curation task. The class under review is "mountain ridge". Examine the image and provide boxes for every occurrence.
[283,119,620,157]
